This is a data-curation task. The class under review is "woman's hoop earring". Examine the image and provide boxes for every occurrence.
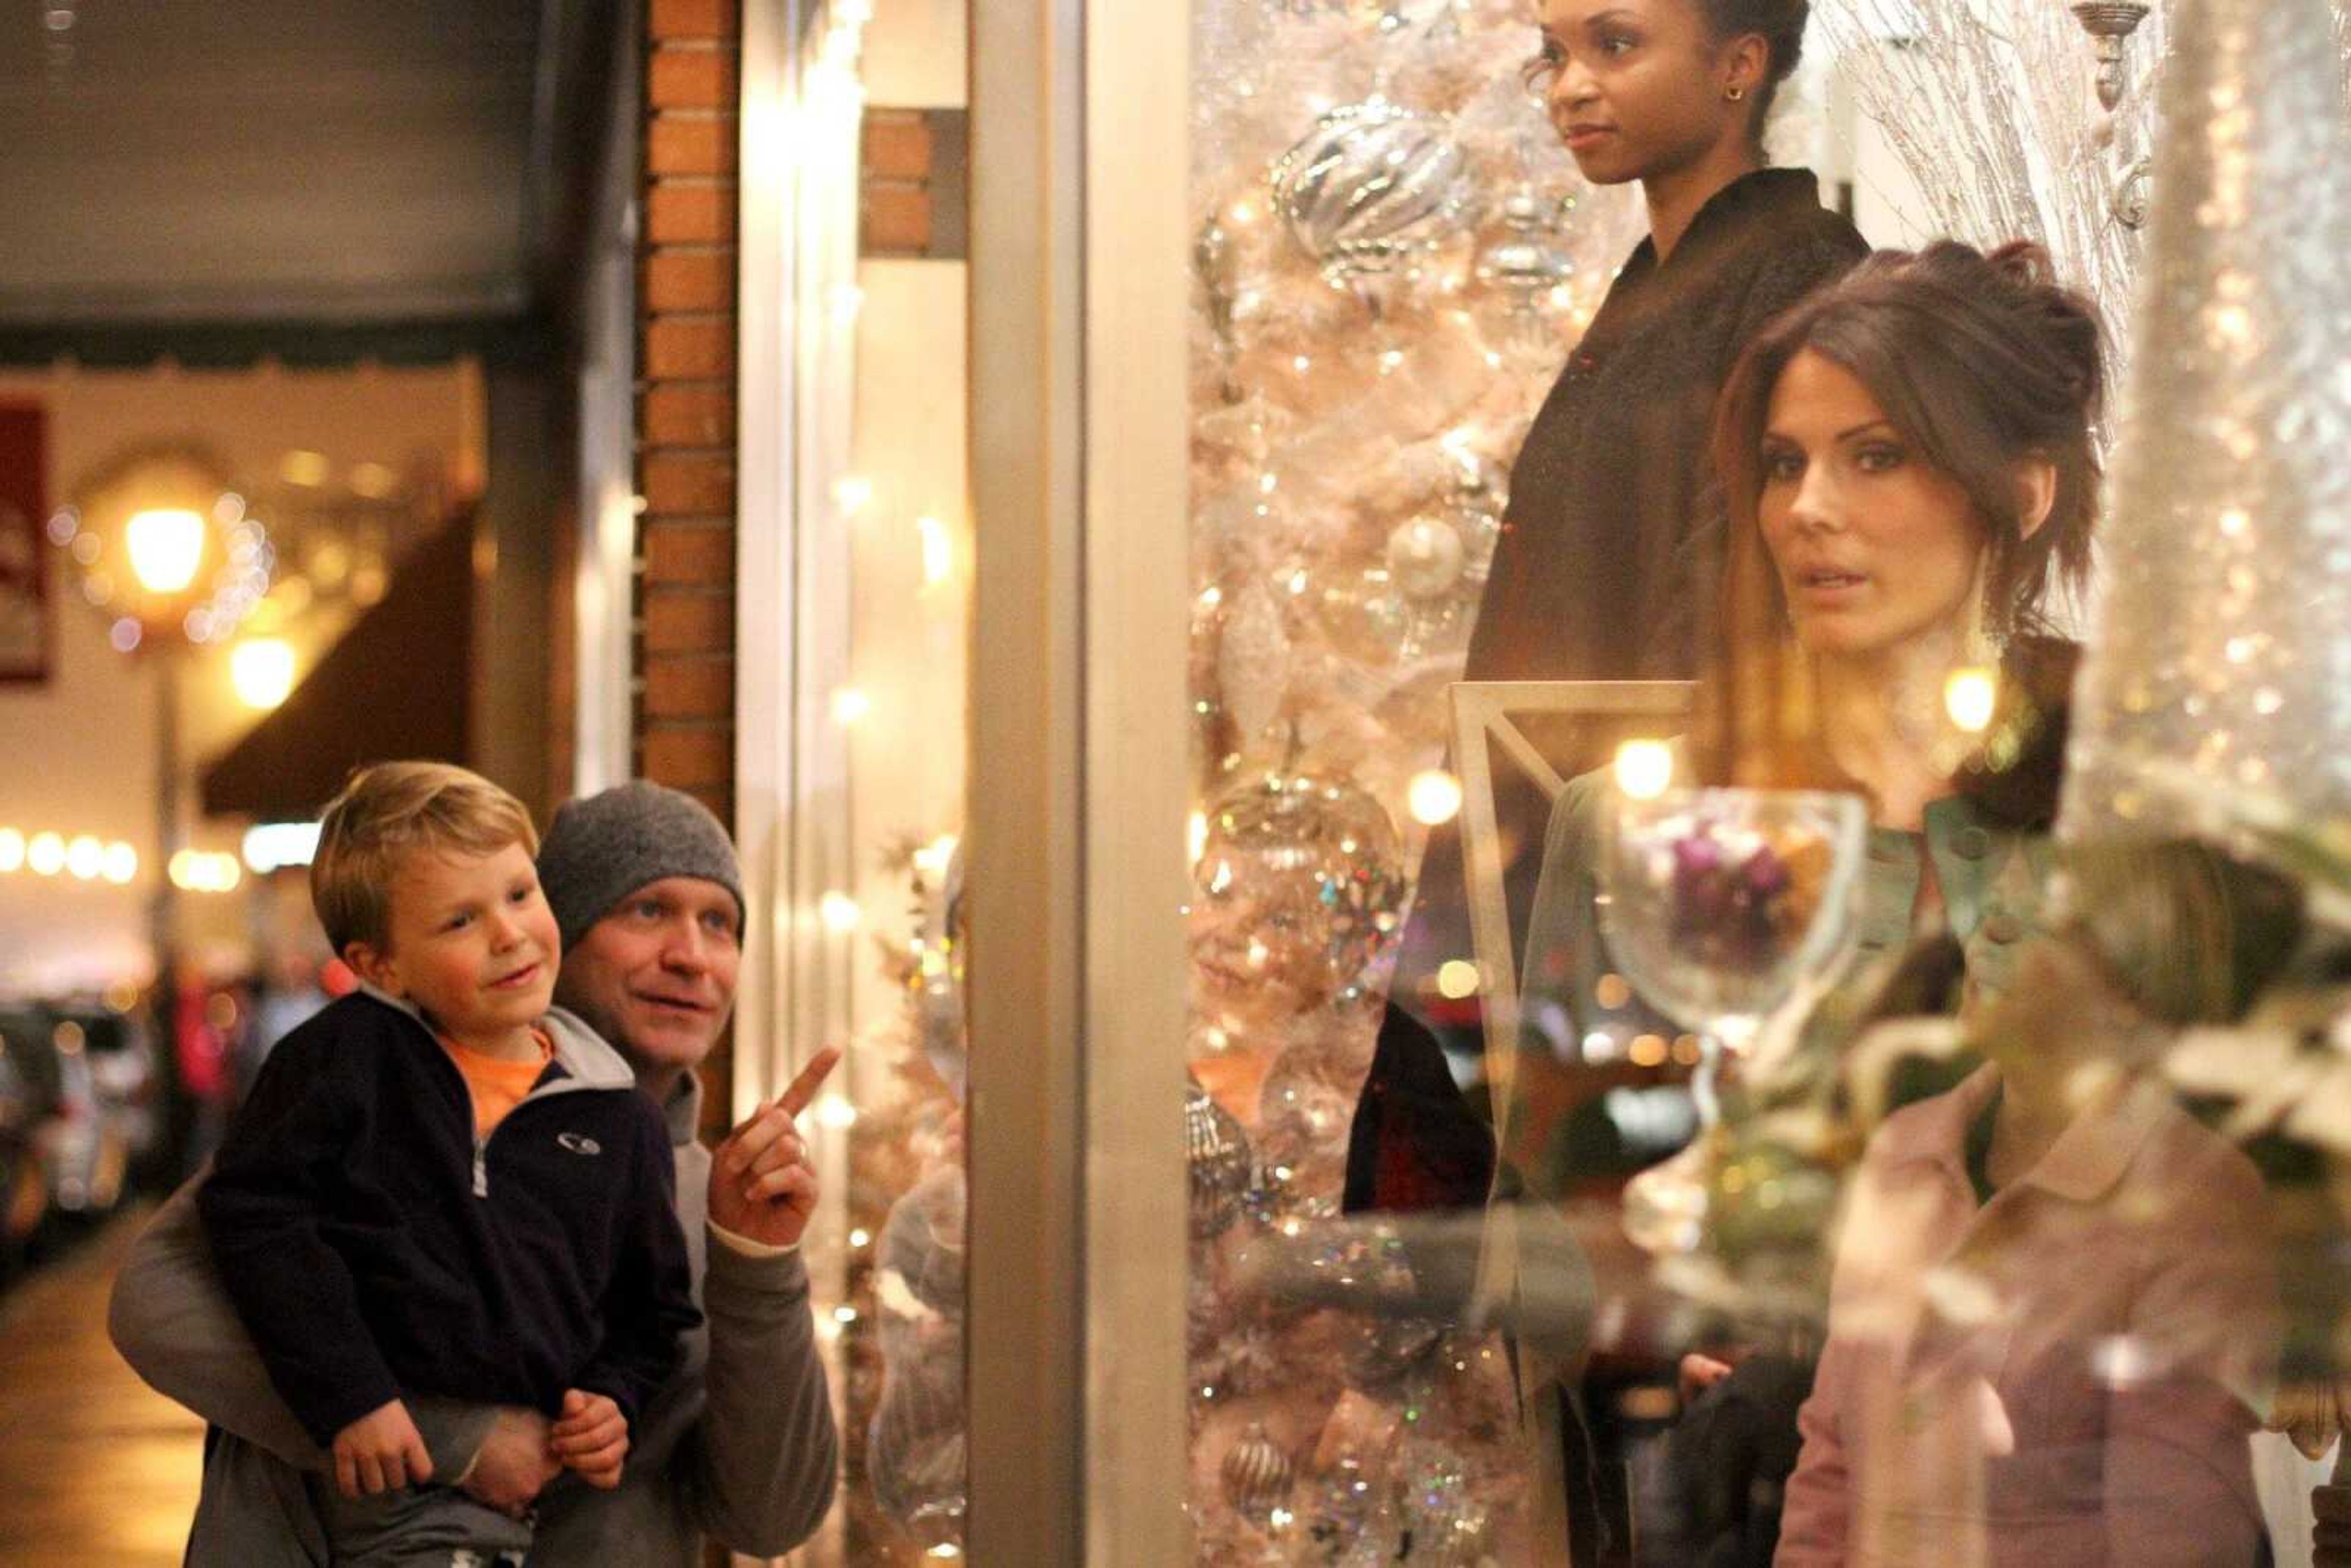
[1725,85,1747,102]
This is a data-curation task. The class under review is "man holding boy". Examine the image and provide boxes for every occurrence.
[111,778,840,1564]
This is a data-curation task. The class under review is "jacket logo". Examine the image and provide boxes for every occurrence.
[557,1132,602,1156]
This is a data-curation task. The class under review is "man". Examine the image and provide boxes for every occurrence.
[110,781,841,1564]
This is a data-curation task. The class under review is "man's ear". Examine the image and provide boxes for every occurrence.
[343,939,400,997]
[2015,457,2060,541]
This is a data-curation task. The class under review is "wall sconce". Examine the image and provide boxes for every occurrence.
[2071,2,2154,228]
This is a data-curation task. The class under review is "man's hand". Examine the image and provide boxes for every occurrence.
[457,1406,561,1518]
[551,1389,631,1491]
[708,1047,842,1248]
[331,1398,433,1499]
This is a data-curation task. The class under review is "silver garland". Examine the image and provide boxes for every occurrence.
[2061,0,2351,844]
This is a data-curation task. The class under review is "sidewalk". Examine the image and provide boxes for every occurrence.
[0,1207,204,1566]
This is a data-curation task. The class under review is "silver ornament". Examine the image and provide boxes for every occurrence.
[1267,99,1476,296]
[1193,767,1409,1010]
[2062,0,2351,849]
[1475,184,1577,372]
[1217,580,1293,749]
[1188,1076,1256,1239]
[1220,1422,1297,1521]
[1449,454,1505,590]
[1385,514,1466,601]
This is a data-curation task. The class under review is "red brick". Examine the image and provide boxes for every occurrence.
[639,724,733,785]
[642,588,735,654]
[643,655,733,719]
[650,116,735,176]
[861,186,932,254]
[643,523,735,583]
[647,184,737,244]
[642,452,734,515]
[650,47,738,109]
[643,383,734,446]
[643,317,734,379]
[643,252,733,315]
[864,112,932,181]
[650,0,738,42]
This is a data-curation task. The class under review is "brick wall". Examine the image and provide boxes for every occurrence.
[639,0,740,1151]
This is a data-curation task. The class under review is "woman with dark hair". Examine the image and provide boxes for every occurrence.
[1479,0,1868,682]
[1357,0,1870,1220]
[1501,242,2151,1563]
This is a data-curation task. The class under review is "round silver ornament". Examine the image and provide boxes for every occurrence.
[1475,185,1577,373]
[1220,1421,1297,1521]
[1267,99,1475,294]
[1385,514,1466,601]
[1192,766,1409,1011]
[1187,1075,1256,1240]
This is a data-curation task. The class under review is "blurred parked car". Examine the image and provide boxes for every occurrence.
[0,1015,47,1278]
[0,1002,147,1248]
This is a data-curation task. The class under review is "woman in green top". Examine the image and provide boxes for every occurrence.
[1507,238,2107,1212]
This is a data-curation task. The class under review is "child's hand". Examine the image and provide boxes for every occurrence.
[331,1398,433,1499]
[550,1389,629,1490]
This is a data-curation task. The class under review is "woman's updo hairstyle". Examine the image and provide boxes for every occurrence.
[1716,239,2105,647]
[1698,240,2107,797]
[1698,0,1811,134]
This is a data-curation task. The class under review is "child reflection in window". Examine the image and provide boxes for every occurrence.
[1777,840,2304,1567]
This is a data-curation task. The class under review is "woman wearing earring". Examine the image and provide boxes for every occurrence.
[1355,0,1868,1210]
[1474,0,1867,683]
[1357,0,1870,1190]
[1498,242,2123,1562]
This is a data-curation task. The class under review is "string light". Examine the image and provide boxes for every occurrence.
[230,637,298,710]
[916,516,954,588]
[1944,666,1999,734]
[1613,740,1676,800]
[1406,770,1463,826]
[820,891,863,933]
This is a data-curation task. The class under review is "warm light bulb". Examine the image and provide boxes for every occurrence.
[230,638,298,710]
[916,516,953,588]
[1614,740,1675,800]
[1944,667,1998,735]
[125,508,206,595]
[1407,770,1464,827]
[0,828,21,872]
[830,688,872,727]
[28,833,66,876]
[1436,960,1481,1000]
[833,476,873,516]
[102,842,138,885]
[820,891,863,933]
[65,835,102,880]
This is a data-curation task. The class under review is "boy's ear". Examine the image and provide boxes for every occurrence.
[342,939,400,997]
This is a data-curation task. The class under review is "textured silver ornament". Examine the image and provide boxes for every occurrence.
[1449,450,1505,590]
[1475,185,1577,372]
[1385,514,1466,600]
[1267,99,1475,293]
[2063,0,2351,846]
[1220,1421,1296,1520]
[1188,1076,1256,1240]
[1217,579,1293,748]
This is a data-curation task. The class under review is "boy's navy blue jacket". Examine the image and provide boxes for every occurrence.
[197,989,702,1448]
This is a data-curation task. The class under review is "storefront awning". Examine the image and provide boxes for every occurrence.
[199,516,474,820]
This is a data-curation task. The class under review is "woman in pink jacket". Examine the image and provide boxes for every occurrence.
[1774,841,2297,1567]
[1698,242,2303,1565]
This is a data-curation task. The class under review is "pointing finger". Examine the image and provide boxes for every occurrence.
[773,1046,844,1120]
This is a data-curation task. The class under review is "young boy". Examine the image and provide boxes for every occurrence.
[197,762,702,1566]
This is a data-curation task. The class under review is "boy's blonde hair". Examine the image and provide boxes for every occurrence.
[311,762,538,955]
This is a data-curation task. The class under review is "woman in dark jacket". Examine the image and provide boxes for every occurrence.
[1349,6,1867,1560]
[1355,0,1867,1226]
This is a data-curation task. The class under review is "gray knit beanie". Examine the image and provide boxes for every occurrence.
[538,781,744,952]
